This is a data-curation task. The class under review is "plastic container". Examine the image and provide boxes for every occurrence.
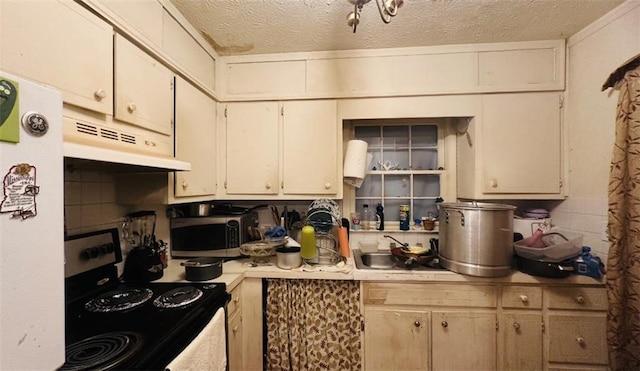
[300,225,317,259]
[362,204,371,230]
[514,230,583,262]
[376,204,384,230]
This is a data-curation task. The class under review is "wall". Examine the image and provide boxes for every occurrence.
[553,0,640,261]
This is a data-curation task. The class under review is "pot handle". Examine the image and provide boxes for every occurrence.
[445,210,465,226]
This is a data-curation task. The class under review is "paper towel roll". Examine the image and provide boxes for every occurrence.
[343,139,369,188]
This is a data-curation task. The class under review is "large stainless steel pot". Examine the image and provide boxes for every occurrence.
[438,202,516,277]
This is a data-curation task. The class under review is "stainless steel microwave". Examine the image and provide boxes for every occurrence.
[169,212,258,258]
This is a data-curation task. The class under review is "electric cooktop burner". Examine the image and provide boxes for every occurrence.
[153,286,203,309]
[58,332,144,371]
[85,288,153,313]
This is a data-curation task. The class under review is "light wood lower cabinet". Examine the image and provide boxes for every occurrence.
[363,308,429,370]
[432,311,497,370]
[227,283,243,371]
[362,282,607,371]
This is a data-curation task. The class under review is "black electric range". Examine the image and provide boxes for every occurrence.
[60,229,230,371]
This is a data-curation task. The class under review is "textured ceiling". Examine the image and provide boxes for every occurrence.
[169,0,625,56]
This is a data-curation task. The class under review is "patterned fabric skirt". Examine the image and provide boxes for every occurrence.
[265,279,361,371]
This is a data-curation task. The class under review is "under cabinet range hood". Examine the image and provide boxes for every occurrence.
[62,108,191,172]
[63,142,191,171]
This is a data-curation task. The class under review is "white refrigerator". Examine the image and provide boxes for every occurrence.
[0,71,65,369]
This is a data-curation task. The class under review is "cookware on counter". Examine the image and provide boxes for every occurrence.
[515,255,574,278]
[276,246,302,270]
[383,235,438,268]
[181,257,223,281]
[438,202,516,277]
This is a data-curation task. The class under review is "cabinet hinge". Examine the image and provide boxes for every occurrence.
[170,79,174,90]
[281,181,284,189]
[224,107,228,118]
[224,180,227,189]
[559,94,564,108]
[541,321,545,332]
[361,318,365,332]
[559,179,563,188]
[281,106,284,116]
[496,321,499,331]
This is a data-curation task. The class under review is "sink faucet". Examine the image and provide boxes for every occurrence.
[383,235,408,249]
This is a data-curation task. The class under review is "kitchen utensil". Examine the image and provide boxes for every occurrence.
[516,255,574,278]
[188,203,212,217]
[337,226,350,258]
[275,246,302,269]
[390,247,437,268]
[122,210,157,249]
[181,257,223,281]
[438,202,516,277]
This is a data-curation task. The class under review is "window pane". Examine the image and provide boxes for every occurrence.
[411,148,438,170]
[355,126,381,147]
[379,150,408,170]
[356,174,381,198]
[412,125,437,146]
[382,126,409,148]
[385,199,411,222]
[384,174,411,198]
[413,175,440,197]
[413,199,438,220]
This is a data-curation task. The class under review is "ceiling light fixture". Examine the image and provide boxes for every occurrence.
[347,0,403,33]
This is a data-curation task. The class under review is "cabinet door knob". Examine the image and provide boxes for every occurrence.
[513,322,521,330]
[233,297,240,303]
[575,295,585,304]
[490,179,498,188]
[324,183,332,189]
[127,102,137,112]
[94,89,107,100]
[414,321,421,328]
[441,321,448,328]
[576,336,585,345]
[181,181,188,189]
[232,325,239,333]
[520,295,529,303]
[265,182,272,189]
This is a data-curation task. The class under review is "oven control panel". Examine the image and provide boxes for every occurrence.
[64,228,122,278]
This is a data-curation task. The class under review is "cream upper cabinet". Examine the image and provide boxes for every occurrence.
[173,77,216,198]
[225,102,280,195]
[0,0,113,115]
[282,100,339,195]
[457,92,563,200]
[223,100,340,199]
[95,0,163,47]
[114,34,174,136]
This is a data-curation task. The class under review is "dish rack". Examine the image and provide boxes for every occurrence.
[304,206,341,265]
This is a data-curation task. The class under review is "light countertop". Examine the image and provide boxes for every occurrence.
[158,252,605,290]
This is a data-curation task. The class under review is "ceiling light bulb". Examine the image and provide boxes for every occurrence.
[347,11,360,28]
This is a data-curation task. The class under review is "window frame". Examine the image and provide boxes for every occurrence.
[343,118,458,229]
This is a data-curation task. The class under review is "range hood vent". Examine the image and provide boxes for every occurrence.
[63,112,190,172]
[64,142,191,172]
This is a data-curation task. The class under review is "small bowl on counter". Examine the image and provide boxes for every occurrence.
[275,246,302,270]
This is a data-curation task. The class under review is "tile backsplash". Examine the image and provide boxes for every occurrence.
[548,196,610,262]
[64,168,127,236]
